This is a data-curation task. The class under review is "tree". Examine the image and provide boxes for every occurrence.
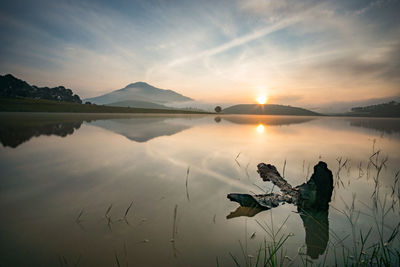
[214,106,222,113]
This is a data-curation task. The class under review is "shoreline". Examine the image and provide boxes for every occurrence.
[1,98,399,118]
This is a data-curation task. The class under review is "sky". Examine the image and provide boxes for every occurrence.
[0,0,399,106]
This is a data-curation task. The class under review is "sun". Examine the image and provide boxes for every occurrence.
[256,95,267,104]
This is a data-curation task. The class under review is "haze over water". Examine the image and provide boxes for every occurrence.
[0,113,399,266]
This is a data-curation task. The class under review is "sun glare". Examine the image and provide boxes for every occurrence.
[256,124,265,133]
[256,95,267,104]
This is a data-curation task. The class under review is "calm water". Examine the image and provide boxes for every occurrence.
[0,113,399,266]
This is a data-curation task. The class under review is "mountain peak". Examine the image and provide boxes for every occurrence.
[86,81,193,105]
[124,81,152,89]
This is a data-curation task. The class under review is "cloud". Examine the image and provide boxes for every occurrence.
[239,0,323,21]
[308,42,400,83]
[167,16,298,67]
[353,0,387,16]
[0,0,399,104]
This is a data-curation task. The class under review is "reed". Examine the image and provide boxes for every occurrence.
[226,149,400,267]
[235,152,242,167]
[186,166,190,202]
[171,204,178,242]
[75,209,84,223]
[124,201,133,219]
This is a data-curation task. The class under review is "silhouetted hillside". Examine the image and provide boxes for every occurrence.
[222,104,319,116]
[349,101,400,117]
[0,74,82,103]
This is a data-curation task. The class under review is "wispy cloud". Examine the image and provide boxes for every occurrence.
[0,0,399,103]
[167,16,299,67]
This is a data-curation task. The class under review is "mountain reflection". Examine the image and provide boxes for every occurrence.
[0,114,84,148]
[90,116,191,142]
[347,117,400,135]
[0,114,195,148]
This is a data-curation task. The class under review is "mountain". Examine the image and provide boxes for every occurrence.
[85,82,193,105]
[106,100,171,109]
[0,74,82,103]
[222,104,320,116]
[347,101,400,117]
[309,96,400,114]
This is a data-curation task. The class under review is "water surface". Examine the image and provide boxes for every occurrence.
[0,113,399,266]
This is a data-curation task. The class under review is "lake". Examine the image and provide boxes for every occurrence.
[0,113,399,266]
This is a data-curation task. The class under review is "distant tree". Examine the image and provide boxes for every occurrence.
[85,101,92,105]
[214,106,222,113]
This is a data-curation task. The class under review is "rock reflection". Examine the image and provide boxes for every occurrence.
[227,162,333,259]
[299,209,329,259]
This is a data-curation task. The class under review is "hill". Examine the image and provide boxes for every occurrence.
[348,101,400,117]
[0,74,82,103]
[85,82,192,105]
[222,104,320,116]
[310,96,400,114]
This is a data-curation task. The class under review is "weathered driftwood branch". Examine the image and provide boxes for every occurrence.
[227,161,333,211]
[227,192,294,210]
[257,163,300,202]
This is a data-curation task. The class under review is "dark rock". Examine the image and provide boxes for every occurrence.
[297,161,333,210]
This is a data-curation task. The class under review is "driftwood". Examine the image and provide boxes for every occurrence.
[228,161,333,211]
[227,161,334,259]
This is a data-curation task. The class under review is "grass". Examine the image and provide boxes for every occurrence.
[0,97,210,114]
[226,201,399,266]
[225,145,400,267]
[75,209,84,223]
[172,204,178,242]
[124,201,133,219]
[186,167,190,202]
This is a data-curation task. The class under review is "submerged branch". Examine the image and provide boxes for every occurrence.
[257,163,300,202]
